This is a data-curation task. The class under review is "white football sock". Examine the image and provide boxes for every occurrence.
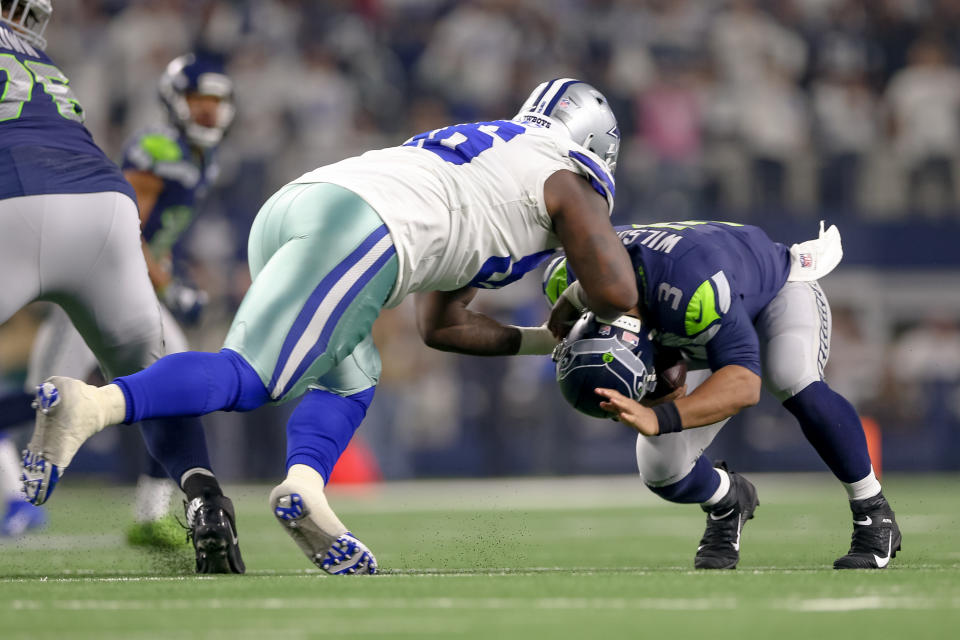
[0,438,24,500]
[98,384,128,426]
[271,464,347,536]
[843,467,882,501]
[133,474,176,522]
[701,467,731,508]
[179,467,215,487]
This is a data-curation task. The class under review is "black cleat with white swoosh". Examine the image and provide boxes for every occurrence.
[694,462,759,570]
[184,492,245,574]
[834,492,901,570]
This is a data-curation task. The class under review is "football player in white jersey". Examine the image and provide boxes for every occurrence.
[23,79,638,574]
[2,1,244,572]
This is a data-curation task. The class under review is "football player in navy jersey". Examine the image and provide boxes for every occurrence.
[546,221,901,570]
[16,52,234,549]
[24,78,638,574]
[0,1,244,572]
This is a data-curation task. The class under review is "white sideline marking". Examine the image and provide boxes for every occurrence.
[5,595,959,612]
[786,596,960,611]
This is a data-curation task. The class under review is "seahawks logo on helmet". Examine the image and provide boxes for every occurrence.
[553,312,657,419]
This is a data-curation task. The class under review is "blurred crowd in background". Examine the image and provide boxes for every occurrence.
[1,0,959,481]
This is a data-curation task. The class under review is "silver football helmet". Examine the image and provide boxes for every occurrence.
[0,0,52,49]
[515,78,621,172]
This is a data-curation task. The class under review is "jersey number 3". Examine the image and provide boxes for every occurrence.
[403,120,525,165]
[0,54,83,123]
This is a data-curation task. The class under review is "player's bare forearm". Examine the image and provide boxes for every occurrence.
[675,365,761,427]
[596,365,759,436]
[415,289,521,356]
[544,171,636,318]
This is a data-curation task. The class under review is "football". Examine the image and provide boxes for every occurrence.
[647,347,687,400]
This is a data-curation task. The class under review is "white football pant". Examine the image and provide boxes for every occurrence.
[0,192,164,380]
[637,280,832,486]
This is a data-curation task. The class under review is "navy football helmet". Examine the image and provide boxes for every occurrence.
[0,0,52,49]
[553,312,657,419]
[159,53,235,148]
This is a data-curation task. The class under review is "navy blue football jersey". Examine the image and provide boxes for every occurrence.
[121,125,218,256]
[0,24,133,201]
[544,221,792,374]
[618,221,790,374]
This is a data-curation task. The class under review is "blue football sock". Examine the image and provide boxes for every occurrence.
[782,381,872,484]
[286,387,376,483]
[647,455,720,504]
[114,348,269,423]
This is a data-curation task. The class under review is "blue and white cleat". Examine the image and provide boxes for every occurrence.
[271,492,377,575]
[20,449,62,507]
[1,498,47,538]
[321,532,378,575]
[21,377,112,505]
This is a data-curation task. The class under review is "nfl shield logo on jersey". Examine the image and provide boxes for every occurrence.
[799,253,814,268]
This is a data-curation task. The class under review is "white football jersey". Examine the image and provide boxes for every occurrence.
[292,119,615,308]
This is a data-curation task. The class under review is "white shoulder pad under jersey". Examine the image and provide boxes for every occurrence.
[292,119,616,308]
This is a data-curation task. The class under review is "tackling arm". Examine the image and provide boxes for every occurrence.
[544,170,637,324]
[415,287,528,356]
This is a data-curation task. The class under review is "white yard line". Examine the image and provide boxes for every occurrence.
[5,595,959,612]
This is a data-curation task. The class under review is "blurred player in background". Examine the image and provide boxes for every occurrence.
[19,51,233,548]
[547,221,901,570]
[24,78,638,574]
[1,1,244,573]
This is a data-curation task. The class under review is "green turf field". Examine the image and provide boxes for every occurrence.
[1,473,958,639]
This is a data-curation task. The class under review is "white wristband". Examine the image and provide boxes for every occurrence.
[557,280,587,312]
[511,323,559,355]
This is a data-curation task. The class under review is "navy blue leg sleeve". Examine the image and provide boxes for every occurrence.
[0,391,34,430]
[782,381,872,483]
[139,417,211,483]
[647,455,720,504]
[114,349,270,423]
[286,387,375,483]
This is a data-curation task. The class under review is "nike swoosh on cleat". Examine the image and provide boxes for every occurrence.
[853,515,872,526]
[710,508,735,521]
[873,533,892,568]
[732,515,743,551]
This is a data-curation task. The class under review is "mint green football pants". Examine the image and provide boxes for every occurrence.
[223,182,398,402]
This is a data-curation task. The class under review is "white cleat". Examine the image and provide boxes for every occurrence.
[21,377,113,505]
[270,491,378,575]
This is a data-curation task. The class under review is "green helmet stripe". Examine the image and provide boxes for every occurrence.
[545,259,569,306]
[685,280,721,336]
